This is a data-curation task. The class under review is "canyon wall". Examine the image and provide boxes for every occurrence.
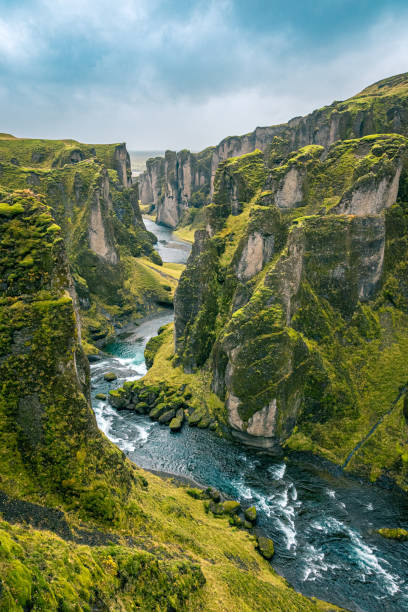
[173,127,408,491]
[0,175,328,612]
[139,71,408,228]
[0,136,166,350]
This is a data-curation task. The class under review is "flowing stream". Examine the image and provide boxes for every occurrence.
[91,217,408,612]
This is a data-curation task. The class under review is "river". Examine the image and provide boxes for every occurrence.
[90,217,408,612]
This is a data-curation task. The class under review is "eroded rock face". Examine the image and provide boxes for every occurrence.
[138,73,408,228]
[0,136,158,352]
[236,232,274,281]
[89,171,118,264]
[174,132,408,460]
[113,143,132,187]
[274,167,304,209]
[0,190,104,489]
[337,165,402,216]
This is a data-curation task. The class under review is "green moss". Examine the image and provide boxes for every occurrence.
[0,137,164,347]
[144,329,168,369]
[222,501,241,515]
[168,129,408,494]
[244,506,257,523]
[256,537,275,560]
[104,372,117,382]
[377,528,408,540]
[0,520,205,612]
[0,152,339,612]
[0,202,24,217]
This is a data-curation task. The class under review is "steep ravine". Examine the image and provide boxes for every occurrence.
[91,219,408,612]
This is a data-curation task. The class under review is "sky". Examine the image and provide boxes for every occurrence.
[0,0,407,151]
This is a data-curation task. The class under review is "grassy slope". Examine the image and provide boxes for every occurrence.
[0,471,342,612]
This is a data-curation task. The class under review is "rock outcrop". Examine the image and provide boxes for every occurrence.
[0,188,133,498]
[172,129,408,491]
[0,136,166,351]
[139,72,408,228]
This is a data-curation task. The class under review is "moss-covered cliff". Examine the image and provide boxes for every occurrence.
[0,189,338,610]
[146,130,408,493]
[139,72,408,229]
[0,135,178,353]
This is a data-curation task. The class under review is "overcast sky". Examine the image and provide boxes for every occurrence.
[0,0,407,151]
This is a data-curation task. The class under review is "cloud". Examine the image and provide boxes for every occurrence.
[0,0,407,149]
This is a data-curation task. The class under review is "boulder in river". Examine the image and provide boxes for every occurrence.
[159,409,176,424]
[95,393,107,400]
[377,528,408,541]
[222,501,241,516]
[104,372,117,382]
[149,403,169,420]
[169,408,184,431]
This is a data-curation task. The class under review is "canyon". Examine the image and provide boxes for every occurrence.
[2,72,408,611]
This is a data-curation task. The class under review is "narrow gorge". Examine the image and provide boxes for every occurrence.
[2,71,408,612]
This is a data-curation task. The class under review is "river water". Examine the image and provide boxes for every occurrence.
[90,217,408,612]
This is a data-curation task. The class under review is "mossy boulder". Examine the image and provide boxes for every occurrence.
[149,403,169,420]
[209,501,224,516]
[208,488,221,502]
[377,528,408,541]
[244,506,257,523]
[188,407,206,426]
[222,501,241,516]
[133,402,149,414]
[104,372,117,382]
[197,415,211,429]
[158,409,176,424]
[169,408,184,432]
[257,537,275,560]
[95,393,107,400]
[108,389,127,409]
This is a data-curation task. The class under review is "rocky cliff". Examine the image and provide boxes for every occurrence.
[139,72,408,228]
[0,136,174,351]
[0,187,335,612]
[172,129,408,492]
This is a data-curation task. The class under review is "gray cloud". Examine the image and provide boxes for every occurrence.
[0,0,407,149]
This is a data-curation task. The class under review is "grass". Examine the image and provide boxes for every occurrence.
[142,325,227,425]
[174,225,196,243]
[123,256,184,305]
[0,469,343,611]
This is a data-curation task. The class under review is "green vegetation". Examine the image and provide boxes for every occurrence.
[377,528,408,541]
[5,74,408,609]
[0,189,338,611]
[163,128,408,493]
[0,135,173,354]
[257,537,275,560]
